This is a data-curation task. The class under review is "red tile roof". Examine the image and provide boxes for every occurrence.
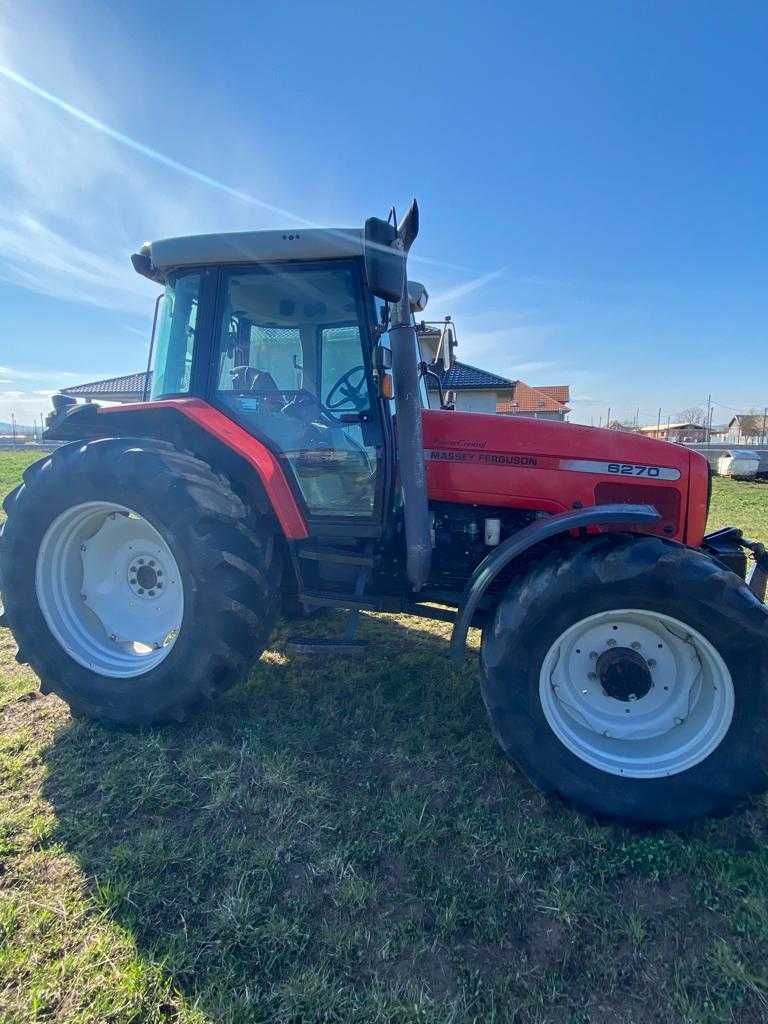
[497,381,570,414]
[536,385,570,404]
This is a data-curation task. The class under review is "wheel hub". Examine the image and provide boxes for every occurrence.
[596,647,653,702]
[539,609,735,778]
[128,556,164,598]
[35,501,184,679]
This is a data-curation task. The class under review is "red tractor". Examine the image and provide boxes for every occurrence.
[2,202,767,826]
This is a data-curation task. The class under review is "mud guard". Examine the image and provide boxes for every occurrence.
[449,503,661,661]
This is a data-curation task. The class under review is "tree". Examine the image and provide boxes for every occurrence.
[676,407,706,425]
[736,412,766,441]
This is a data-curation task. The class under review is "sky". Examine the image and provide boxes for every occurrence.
[0,0,767,428]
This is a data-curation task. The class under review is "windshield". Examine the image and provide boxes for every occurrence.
[151,271,201,399]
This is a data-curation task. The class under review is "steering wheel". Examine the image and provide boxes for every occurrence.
[325,365,367,412]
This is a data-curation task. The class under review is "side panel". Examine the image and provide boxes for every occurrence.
[93,399,308,539]
[422,410,694,541]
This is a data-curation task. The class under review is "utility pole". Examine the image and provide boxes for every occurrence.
[11,412,17,448]
[656,407,662,439]
[606,407,611,429]
[705,394,712,444]
[666,414,671,442]
[634,406,639,429]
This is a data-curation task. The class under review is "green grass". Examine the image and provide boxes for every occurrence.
[708,478,768,546]
[0,449,43,522]
[2,451,768,1023]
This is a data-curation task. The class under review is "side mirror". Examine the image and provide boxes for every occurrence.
[436,320,457,372]
[363,200,419,303]
[364,217,405,302]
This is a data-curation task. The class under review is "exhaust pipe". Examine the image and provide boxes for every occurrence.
[390,296,432,591]
[390,202,431,591]
[364,200,432,591]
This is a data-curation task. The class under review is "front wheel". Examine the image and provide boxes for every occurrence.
[0,438,281,725]
[481,534,768,825]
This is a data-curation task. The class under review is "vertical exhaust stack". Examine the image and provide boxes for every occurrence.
[389,202,432,591]
[363,200,432,591]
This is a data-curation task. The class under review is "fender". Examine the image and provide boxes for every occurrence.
[45,398,308,539]
[449,503,661,661]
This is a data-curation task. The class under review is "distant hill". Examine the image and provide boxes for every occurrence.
[0,421,35,435]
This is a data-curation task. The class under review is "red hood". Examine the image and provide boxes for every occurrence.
[422,409,709,545]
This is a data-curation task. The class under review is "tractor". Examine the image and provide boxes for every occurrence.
[2,201,767,826]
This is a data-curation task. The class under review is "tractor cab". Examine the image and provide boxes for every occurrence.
[132,217,429,542]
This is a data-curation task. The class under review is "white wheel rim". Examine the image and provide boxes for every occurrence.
[539,609,734,778]
[35,501,184,679]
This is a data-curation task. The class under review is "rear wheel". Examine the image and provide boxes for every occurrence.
[0,438,281,725]
[481,534,768,825]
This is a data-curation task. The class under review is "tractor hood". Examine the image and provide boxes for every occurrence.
[422,409,709,545]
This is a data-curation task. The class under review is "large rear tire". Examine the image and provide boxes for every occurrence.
[0,438,281,725]
[481,534,768,826]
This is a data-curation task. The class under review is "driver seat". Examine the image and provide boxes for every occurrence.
[231,366,281,392]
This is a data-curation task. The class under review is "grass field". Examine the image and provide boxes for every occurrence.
[2,452,768,1023]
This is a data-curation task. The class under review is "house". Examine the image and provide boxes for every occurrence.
[638,422,708,443]
[417,323,570,419]
[719,414,768,444]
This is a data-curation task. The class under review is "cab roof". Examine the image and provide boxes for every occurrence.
[133,227,363,281]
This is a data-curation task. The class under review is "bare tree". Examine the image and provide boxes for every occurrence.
[736,413,764,441]
[676,406,706,425]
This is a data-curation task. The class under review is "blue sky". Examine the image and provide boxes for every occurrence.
[1,0,766,427]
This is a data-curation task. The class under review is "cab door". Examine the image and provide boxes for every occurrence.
[209,260,387,532]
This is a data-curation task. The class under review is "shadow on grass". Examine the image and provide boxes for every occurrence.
[39,612,768,1023]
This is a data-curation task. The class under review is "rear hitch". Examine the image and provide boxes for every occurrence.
[742,537,768,603]
[702,527,768,602]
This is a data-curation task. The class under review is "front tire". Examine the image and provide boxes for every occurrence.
[481,534,768,826]
[0,438,281,725]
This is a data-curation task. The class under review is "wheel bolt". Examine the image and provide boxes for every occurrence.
[589,651,598,660]
[80,544,87,552]
[607,639,617,647]
[80,593,87,601]
[674,716,684,725]
[631,641,641,650]
[647,658,657,668]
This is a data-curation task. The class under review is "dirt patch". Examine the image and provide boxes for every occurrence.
[379,948,458,1001]
[617,876,690,916]
[1,690,65,733]
[526,914,567,966]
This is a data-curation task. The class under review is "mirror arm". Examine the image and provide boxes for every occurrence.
[419,361,449,409]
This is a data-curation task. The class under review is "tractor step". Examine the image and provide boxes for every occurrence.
[284,637,368,655]
[287,559,373,654]
[297,546,375,567]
